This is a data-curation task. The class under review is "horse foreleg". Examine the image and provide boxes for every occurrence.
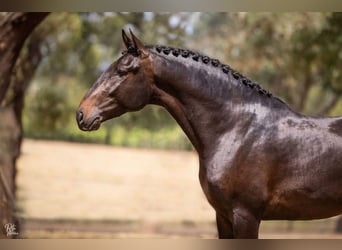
[231,207,260,239]
[216,213,234,238]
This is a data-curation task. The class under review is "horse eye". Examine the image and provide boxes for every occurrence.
[117,69,127,77]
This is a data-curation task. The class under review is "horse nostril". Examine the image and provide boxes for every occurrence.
[77,110,84,123]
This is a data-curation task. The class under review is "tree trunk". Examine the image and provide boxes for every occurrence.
[0,107,21,238]
[0,12,48,102]
[297,68,313,112]
[0,12,48,238]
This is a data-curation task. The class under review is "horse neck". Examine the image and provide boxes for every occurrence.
[149,51,291,155]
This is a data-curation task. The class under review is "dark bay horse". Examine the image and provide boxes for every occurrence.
[76,30,342,238]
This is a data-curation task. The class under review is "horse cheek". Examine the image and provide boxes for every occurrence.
[117,79,151,111]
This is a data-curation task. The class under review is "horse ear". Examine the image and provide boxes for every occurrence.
[122,29,132,49]
[129,29,149,58]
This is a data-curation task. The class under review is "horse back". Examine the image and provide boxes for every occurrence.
[261,115,342,219]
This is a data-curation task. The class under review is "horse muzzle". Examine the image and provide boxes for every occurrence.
[76,108,102,131]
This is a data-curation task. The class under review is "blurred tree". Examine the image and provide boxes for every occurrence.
[0,12,49,238]
[23,12,341,147]
[288,12,341,114]
[191,13,341,116]
[24,13,84,134]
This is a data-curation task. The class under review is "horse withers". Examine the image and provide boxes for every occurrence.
[76,30,342,238]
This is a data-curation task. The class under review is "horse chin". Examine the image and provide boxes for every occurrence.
[86,107,126,131]
[80,117,102,131]
[89,119,101,131]
[104,107,127,121]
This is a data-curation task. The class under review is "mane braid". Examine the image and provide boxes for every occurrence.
[149,44,273,98]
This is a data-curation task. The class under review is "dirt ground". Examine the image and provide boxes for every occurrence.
[16,139,342,239]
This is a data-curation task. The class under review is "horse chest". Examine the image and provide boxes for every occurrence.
[204,130,246,182]
[199,154,258,211]
[198,130,271,212]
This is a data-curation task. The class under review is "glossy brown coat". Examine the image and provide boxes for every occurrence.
[77,30,342,238]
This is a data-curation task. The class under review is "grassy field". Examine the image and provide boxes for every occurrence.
[16,139,342,239]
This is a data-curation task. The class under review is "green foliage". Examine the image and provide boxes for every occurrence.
[23,12,191,149]
[24,79,70,133]
[191,13,341,116]
[23,12,342,150]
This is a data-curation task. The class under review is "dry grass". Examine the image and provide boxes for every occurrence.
[16,139,342,239]
[17,139,213,222]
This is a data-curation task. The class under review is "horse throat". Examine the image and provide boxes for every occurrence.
[151,85,203,152]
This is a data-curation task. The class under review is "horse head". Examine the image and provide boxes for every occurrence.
[76,30,153,131]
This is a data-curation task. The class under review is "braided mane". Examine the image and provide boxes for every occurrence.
[124,44,273,98]
[152,45,272,98]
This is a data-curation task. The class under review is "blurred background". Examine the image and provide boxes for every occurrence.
[0,12,341,238]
